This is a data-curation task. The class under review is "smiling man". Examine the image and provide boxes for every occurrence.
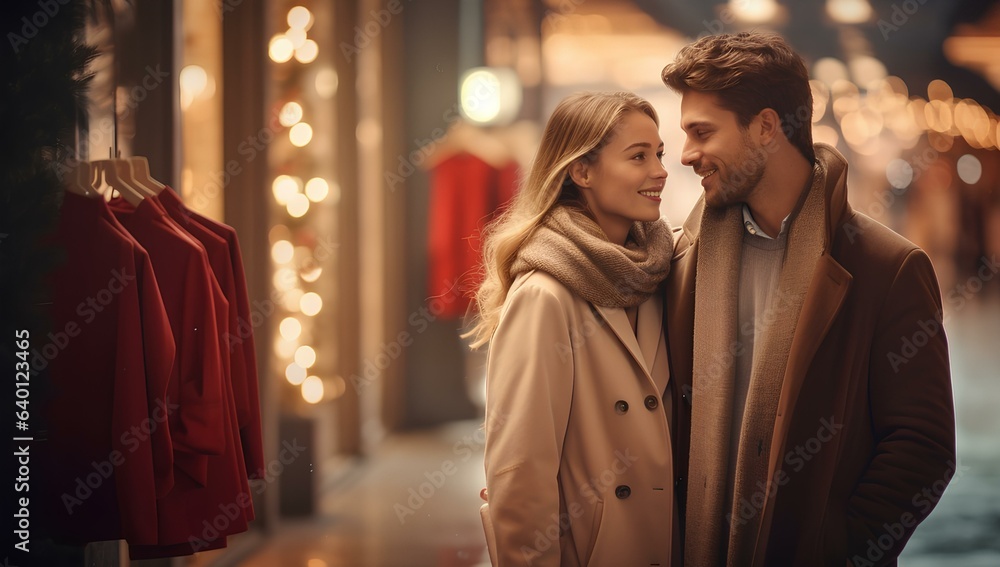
[660,32,957,567]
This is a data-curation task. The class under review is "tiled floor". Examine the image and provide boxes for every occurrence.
[238,420,491,567]
[231,293,1000,567]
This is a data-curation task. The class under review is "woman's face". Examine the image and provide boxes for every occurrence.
[578,111,667,244]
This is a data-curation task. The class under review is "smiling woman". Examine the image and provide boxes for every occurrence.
[464,92,678,566]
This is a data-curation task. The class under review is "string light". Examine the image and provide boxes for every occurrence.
[295,40,319,64]
[269,35,294,63]
[279,102,304,127]
[957,154,983,184]
[826,0,872,24]
[289,122,313,146]
[271,240,294,264]
[730,0,779,23]
[270,2,351,405]
[287,6,313,30]
[305,178,329,202]
[272,175,300,205]
[300,292,323,316]
[286,193,310,217]
[279,317,302,340]
[302,376,324,403]
[286,28,307,50]
[285,363,307,385]
[294,345,317,368]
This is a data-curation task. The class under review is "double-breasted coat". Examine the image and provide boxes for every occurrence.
[483,269,675,566]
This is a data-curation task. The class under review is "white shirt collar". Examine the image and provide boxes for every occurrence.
[742,204,790,240]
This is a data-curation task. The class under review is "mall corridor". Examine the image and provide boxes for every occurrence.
[231,420,490,567]
[222,294,1000,567]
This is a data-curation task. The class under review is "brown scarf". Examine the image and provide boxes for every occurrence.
[510,205,673,307]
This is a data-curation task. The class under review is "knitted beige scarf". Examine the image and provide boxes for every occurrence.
[510,205,673,307]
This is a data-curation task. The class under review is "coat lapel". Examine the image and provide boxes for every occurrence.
[638,294,666,392]
[594,304,651,378]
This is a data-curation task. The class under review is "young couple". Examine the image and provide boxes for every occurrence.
[469,32,957,567]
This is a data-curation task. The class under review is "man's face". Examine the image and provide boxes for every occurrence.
[679,90,766,208]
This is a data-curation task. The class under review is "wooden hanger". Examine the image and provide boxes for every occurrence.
[64,162,101,198]
[128,156,165,196]
[92,158,145,207]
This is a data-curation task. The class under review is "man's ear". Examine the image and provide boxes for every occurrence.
[568,159,591,188]
[756,108,782,146]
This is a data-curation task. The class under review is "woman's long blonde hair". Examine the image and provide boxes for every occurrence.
[465,91,658,348]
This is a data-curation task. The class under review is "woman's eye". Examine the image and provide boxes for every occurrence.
[632,153,645,161]
[656,151,665,161]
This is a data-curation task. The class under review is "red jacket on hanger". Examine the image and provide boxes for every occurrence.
[112,197,251,556]
[42,191,175,546]
[97,200,177,500]
[158,187,265,480]
[154,190,254,513]
[111,197,226,482]
[427,152,518,319]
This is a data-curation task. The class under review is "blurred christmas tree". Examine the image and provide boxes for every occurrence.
[0,1,97,563]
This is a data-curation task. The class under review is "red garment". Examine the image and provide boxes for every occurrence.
[152,191,254,517]
[427,153,518,318]
[113,196,250,557]
[158,187,265,479]
[42,191,175,546]
[97,203,176,500]
[111,198,226,480]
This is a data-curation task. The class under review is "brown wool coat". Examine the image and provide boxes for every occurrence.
[665,144,957,567]
[483,269,677,567]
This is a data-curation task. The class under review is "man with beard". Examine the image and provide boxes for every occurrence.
[660,32,956,567]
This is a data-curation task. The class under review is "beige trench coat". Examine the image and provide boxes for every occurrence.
[482,269,675,567]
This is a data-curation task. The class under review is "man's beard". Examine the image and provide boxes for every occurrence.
[705,135,765,209]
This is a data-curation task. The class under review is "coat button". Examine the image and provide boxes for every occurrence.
[615,485,631,499]
[644,395,659,410]
[674,476,684,488]
[681,392,691,406]
[614,400,629,414]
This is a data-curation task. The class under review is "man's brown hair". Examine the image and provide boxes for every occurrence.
[662,31,815,162]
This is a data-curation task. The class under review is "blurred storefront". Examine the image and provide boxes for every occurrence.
[4,0,1000,565]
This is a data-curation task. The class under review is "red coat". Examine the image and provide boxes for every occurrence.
[154,191,253,516]
[158,187,265,479]
[427,153,518,319]
[42,191,175,546]
[97,201,176,500]
[111,198,226,478]
[112,198,250,556]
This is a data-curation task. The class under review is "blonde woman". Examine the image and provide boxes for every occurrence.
[468,92,677,566]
